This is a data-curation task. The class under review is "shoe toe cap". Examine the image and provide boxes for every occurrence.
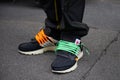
[18,42,41,52]
[51,56,76,71]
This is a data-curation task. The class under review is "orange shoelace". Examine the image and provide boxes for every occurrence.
[35,29,49,45]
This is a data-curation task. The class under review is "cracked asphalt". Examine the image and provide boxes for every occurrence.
[0,0,120,80]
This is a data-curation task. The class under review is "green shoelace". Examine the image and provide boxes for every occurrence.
[56,40,90,56]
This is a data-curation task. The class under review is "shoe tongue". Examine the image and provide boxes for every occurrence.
[44,28,51,36]
[75,39,81,45]
[57,51,76,60]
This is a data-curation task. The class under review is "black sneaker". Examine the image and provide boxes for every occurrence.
[18,29,58,55]
[51,39,89,73]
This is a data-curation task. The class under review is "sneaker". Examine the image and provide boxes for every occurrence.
[18,29,58,55]
[51,39,89,73]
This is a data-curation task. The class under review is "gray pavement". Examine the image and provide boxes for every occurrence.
[0,0,120,80]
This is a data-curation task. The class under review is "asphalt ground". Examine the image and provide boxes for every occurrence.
[0,0,120,80]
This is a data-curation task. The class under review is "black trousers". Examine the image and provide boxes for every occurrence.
[40,0,89,42]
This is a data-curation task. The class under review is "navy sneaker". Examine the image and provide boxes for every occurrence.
[18,29,58,55]
[51,39,89,73]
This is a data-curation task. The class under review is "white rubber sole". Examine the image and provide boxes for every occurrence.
[18,46,56,55]
[52,51,83,73]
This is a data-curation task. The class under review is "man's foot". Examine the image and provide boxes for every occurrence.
[18,29,58,55]
[51,39,89,73]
